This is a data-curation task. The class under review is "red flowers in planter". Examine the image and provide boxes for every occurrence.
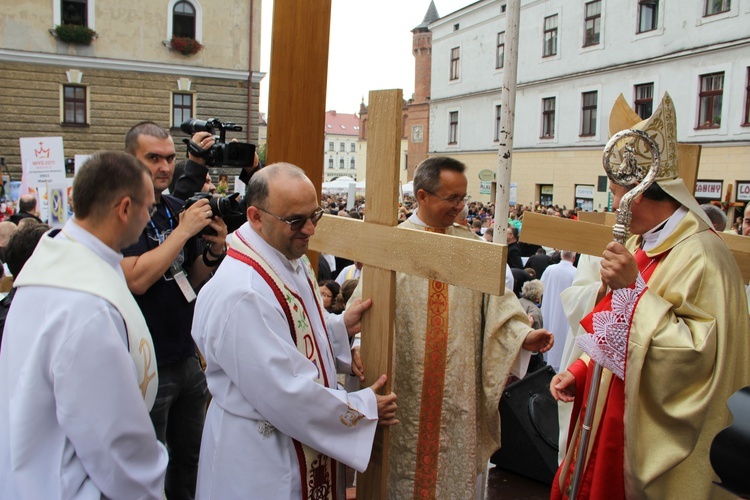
[170,36,204,56]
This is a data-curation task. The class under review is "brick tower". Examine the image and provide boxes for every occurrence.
[405,1,439,180]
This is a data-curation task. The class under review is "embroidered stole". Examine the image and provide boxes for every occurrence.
[413,227,449,499]
[14,235,159,409]
[228,233,338,500]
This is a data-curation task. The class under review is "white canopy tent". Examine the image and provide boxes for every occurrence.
[321,176,356,193]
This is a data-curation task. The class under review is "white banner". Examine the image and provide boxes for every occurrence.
[19,137,66,186]
[19,137,67,222]
[737,182,750,202]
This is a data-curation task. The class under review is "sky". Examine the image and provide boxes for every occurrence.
[258,0,473,116]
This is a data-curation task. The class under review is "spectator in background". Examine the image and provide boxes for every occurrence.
[526,247,552,278]
[319,279,344,314]
[10,194,43,225]
[336,261,362,285]
[340,278,359,306]
[540,250,577,372]
[122,121,227,499]
[0,221,18,275]
[471,218,483,236]
[519,279,544,330]
[505,226,524,269]
[483,227,494,242]
[700,204,728,231]
[0,223,50,346]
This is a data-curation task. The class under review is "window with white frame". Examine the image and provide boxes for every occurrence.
[584,0,601,46]
[328,157,334,169]
[704,0,730,16]
[543,15,558,57]
[580,91,598,136]
[449,111,459,144]
[350,158,355,169]
[634,83,653,119]
[496,33,505,69]
[697,72,724,128]
[450,47,460,80]
[167,0,201,43]
[339,142,345,152]
[350,143,356,152]
[62,84,87,125]
[172,92,193,127]
[328,141,334,151]
[541,97,555,138]
[339,158,345,169]
[637,0,658,33]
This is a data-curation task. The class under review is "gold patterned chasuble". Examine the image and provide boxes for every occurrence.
[386,220,532,499]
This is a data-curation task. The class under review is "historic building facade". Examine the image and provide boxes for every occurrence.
[323,110,362,181]
[0,0,263,181]
[425,0,749,217]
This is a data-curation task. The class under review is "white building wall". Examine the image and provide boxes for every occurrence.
[427,0,750,206]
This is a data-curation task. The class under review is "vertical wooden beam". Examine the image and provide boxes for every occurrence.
[357,89,403,500]
[266,0,331,272]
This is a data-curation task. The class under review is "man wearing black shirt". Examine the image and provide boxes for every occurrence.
[505,226,524,269]
[121,122,227,500]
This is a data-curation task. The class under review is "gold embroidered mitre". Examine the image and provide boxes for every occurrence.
[608,92,710,225]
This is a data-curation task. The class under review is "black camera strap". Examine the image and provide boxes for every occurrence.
[183,138,209,159]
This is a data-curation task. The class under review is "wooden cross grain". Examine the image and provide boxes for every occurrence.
[519,145,750,280]
[308,90,509,499]
[265,0,332,273]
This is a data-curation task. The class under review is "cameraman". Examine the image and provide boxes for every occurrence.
[121,121,227,500]
[172,131,261,233]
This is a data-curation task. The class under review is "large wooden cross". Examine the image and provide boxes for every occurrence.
[265,3,510,498]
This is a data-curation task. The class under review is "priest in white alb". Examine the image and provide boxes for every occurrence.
[0,152,167,499]
[192,163,398,499]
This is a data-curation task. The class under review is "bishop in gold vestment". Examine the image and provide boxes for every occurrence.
[551,94,750,499]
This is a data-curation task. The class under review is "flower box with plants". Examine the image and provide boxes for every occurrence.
[170,36,204,56]
[53,24,97,45]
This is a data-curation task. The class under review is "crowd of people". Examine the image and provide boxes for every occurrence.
[0,92,748,500]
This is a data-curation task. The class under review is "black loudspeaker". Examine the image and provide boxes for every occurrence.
[710,386,750,499]
[490,365,559,485]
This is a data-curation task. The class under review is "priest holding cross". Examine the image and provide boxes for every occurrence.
[351,156,554,499]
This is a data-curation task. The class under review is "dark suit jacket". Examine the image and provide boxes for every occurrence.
[9,212,42,225]
[507,241,524,269]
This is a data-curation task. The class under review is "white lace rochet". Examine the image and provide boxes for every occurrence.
[575,274,647,380]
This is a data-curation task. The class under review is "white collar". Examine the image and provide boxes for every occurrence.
[641,206,688,252]
[62,219,124,276]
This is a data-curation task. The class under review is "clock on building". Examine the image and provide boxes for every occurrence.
[411,125,423,143]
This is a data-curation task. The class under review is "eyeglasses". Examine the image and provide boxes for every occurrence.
[425,191,469,207]
[257,206,325,231]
